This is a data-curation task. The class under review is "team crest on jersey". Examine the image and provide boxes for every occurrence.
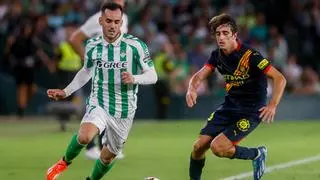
[96,52,102,58]
[236,119,250,132]
[120,52,126,58]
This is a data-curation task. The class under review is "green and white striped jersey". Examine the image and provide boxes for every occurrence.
[84,33,154,118]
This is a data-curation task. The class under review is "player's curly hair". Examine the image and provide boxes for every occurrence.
[209,13,238,35]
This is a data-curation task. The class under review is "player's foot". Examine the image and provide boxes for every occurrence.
[252,146,267,180]
[86,177,91,180]
[85,146,100,160]
[47,159,68,180]
[116,151,125,159]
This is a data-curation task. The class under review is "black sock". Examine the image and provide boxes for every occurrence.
[189,155,205,180]
[232,146,258,160]
[17,107,24,118]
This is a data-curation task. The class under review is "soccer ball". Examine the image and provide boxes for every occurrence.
[144,177,160,180]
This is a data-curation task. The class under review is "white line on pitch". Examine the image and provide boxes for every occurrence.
[221,155,320,180]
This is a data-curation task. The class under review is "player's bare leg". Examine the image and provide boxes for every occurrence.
[47,123,99,180]
[189,135,213,180]
[17,84,27,117]
[210,133,235,158]
[86,145,117,180]
[210,133,267,180]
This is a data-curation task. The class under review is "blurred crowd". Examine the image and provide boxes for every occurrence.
[0,0,320,113]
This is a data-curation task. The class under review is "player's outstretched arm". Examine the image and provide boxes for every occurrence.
[47,67,92,100]
[47,89,66,100]
[63,67,92,97]
[259,66,287,123]
[121,68,158,85]
[186,66,212,108]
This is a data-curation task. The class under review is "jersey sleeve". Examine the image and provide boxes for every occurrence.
[250,51,271,74]
[137,41,154,71]
[204,50,217,71]
[79,13,101,37]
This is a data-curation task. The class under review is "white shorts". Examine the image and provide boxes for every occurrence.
[81,105,134,155]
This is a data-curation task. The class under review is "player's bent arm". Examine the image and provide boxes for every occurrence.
[265,66,287,106]
[188,66,213,91]
[63,67,92,97]
[133,68,158,85]
[68,30,88,60]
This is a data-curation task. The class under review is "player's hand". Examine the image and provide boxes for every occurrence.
[259,104,277,123]
[186,88,197,108]
[47,89,66,101]
[121,72,134,84]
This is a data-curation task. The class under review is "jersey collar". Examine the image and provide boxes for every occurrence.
[102,33,123,47]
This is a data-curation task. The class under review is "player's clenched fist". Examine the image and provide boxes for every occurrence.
[121,71,134,84]
[47,89,66,101]
[186,88,197,108]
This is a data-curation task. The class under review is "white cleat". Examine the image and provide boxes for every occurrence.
[85,147,100,160]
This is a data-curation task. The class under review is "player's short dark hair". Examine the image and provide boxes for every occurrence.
[100,2,123,15]
[209,13,238,34]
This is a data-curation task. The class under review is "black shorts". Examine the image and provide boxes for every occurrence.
[14,66,34,85]
[200,108,261,144]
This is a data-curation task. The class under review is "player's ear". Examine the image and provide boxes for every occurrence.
[120,19,123,27]
[99,16,103,26]
[233,32,238,39]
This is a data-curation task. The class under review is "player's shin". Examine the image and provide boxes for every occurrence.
[89,159,115,180]
[64,133,86,163]
[189,154,205,180]
[231,146,258,160]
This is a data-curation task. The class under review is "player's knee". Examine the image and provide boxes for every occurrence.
[192,142,207,158]
[77,134,91,145]
[100,154,114,165]
[193,142,204,153]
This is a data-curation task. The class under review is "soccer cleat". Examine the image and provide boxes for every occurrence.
[86,177,91,180]
[47,159,68,180]
[252,146,267,180]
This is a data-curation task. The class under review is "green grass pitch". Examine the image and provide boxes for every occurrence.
[0,118,319,180]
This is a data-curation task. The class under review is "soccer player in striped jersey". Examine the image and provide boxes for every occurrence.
[70,0,128,161]
[186,14,286,180]
[46,3,157,180]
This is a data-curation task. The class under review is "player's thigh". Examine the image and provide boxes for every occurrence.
[223,112,261,145]
[103,113,134,155]
[81,105,107,137]
[200,110,232,138]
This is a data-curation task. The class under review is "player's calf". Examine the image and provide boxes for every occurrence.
[192,135,212,159]
[100,148,116,165]
[189,135,212,180]
[87,146,117,179]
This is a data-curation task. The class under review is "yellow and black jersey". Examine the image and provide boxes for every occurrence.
[205,43,271,109]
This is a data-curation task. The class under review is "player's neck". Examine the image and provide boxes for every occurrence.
[222,41,240,55]
[104,32,121,44]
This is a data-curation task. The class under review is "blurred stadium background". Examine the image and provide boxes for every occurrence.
[0,0,319,180]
